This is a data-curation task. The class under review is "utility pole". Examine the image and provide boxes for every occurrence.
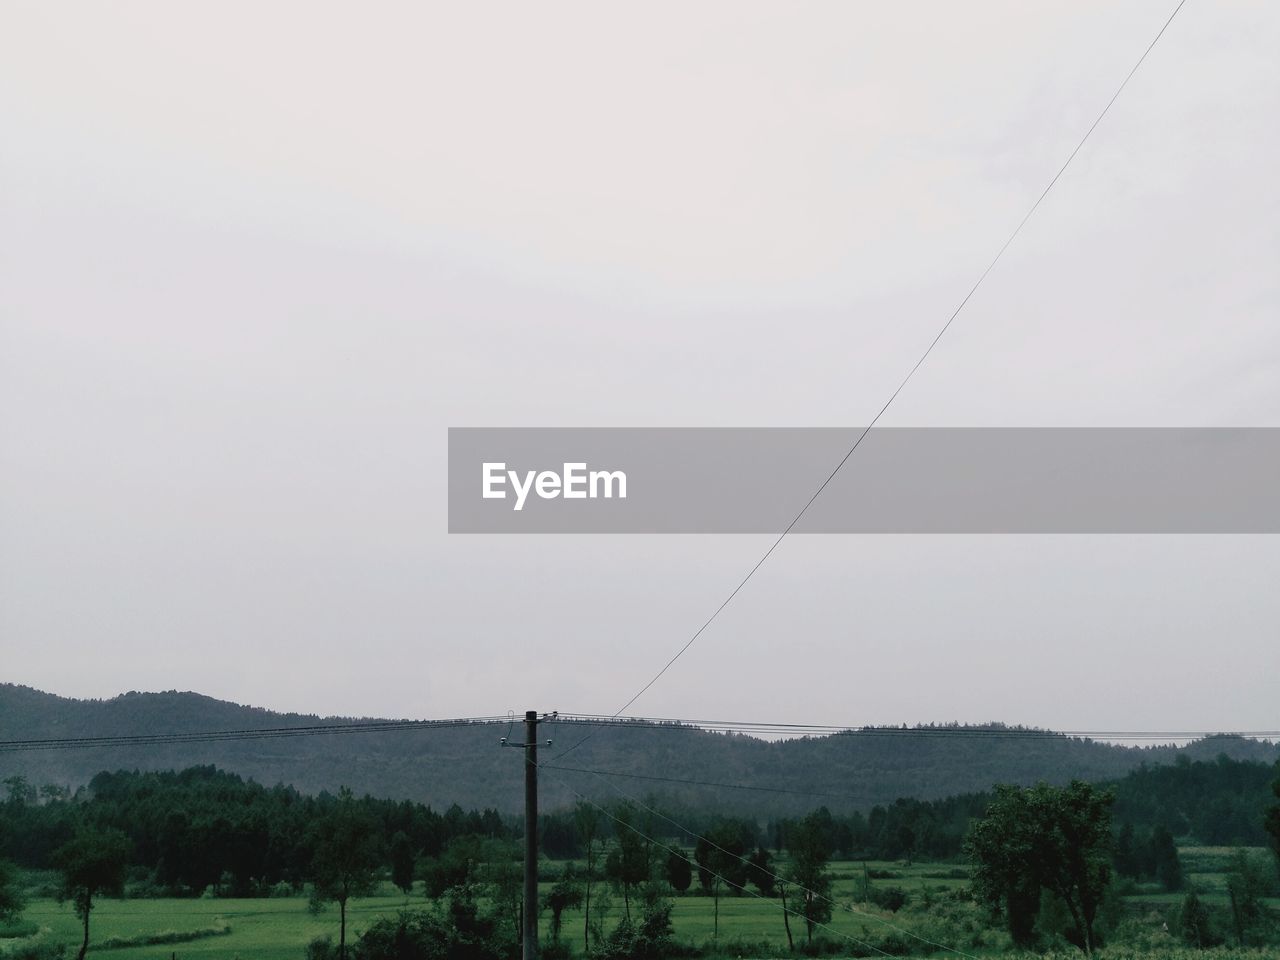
[523,710,539,960]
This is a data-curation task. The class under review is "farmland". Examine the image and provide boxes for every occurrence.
[2,739,1277,959]
[5,852,1278,960]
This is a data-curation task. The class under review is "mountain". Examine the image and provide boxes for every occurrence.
[1,684,1275,815]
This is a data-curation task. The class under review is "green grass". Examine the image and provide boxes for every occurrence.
[4,852,1274,960]
[3,875,981,960]
[15,897,324,960]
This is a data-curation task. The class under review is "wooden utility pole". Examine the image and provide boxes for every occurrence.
[523,710,539,960]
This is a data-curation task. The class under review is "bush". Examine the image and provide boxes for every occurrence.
[96,921,231,950]
[867,886,909,912]
[305,934,336,960]
[797,937,844,956]
[0,940,67,960]
[123,876,165,899]
[590,900,679,960]
[0,920,39,939]
[872,932,912,956]
[353,904,513,960]
[700,936,775,958]
[540,941,574,960]
[920,868,969,880]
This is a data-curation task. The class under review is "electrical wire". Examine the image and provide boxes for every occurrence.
[0,716,510,754]
[551,0,1191,763]
[540,763,881,803]
[551,715,1276,742]
[4,712,1271,754]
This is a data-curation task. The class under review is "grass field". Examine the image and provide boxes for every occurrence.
[4,854,1277,960]
[3,890,988,960]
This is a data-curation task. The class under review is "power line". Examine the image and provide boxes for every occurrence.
[553,0,1191,762]
[0,716,509,754]
[552,715,1277,742]
[4,711,1271,754]
[541,763,881,803]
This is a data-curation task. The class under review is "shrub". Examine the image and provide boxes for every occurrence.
[921,868,970,880]
[305,934,336,960]
[590,899,678,960]
[540,941,573,960]
[353,904,513,960]
[96,921,231,950]
[700,936,774,958]
[0,920,39,939]
[867,886,909,912]
[0,940,67,960]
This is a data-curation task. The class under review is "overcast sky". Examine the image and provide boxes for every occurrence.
[2,2,1277,734]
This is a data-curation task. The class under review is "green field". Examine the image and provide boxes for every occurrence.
[4,855,1277,960]
[5,871,981,960]
[3,889,979,960]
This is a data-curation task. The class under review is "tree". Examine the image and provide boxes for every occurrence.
[966,781,1114,954]
[1113,823,1140,879]
[389,831,415,898]
[1266,773,1280,863]
[40,784,70,805]
[777,879,796,953]
[747,846,777,897]
[0,858,26,925]
[1179,892,1214,948]
[694,820,751,940]
[1030,780,1114,954]
[420,836,477,898]
[787,811,834,944]
[1225,848,1269,948]
[605,806,649,922]
[896,824,917,865]
[592,884,674,960]
[664,848,692,894]
[308,789,383,960]
[575,801,601,951]
[353,899,511,960]
[54,827,130,960]
[3,777,35,807]
[1149,825,1182,892]
[546,864,584,943]
[476,840,522,947]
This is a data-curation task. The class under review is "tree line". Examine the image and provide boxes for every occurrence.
[538,754,1279,863]
[1,757,1278,958]
[0,766,509,896]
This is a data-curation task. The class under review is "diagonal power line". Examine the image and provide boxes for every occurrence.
[553,0,1190,762]
[0,716,509,754]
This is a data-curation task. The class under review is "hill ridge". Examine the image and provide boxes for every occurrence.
[2,684,1276,814]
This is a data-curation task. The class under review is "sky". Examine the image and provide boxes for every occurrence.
[1,1,1278,735]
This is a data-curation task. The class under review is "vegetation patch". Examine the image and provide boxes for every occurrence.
[95,919,230,950]
[0,920,39,939]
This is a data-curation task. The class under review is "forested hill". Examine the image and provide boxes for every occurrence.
[2,684,1276,814]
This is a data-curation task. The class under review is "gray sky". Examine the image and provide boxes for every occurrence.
[2,2,1278,733]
